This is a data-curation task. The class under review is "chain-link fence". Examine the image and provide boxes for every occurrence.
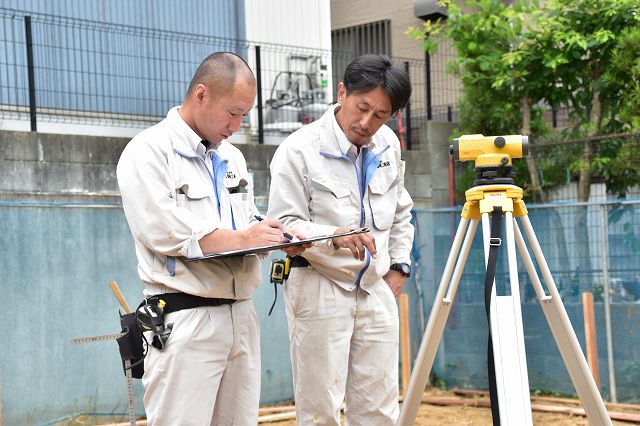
[410,200,640,402]
[1,7,460,149]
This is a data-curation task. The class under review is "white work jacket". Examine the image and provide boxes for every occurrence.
[117,107,261,300]
[267,105,414,292]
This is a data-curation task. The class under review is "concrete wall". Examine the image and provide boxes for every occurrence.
[422,120,459,208]
[0,129,438,423]
[0,203,300,424]
[0,131,126,203]
[0,130,435,207]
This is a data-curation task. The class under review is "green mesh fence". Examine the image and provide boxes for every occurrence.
[411,200,640,402]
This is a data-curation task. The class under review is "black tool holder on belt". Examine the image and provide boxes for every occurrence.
[116,312,145,379]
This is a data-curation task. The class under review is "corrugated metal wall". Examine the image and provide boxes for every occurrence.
[1,1,247,118]
[1,0,246,38]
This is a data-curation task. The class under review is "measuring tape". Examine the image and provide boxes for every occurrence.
[71,332,137,426]
[70,332,127,344]
[124,359,136,425]
[71,282,139,425]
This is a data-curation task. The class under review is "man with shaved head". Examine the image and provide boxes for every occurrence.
[117,52,307,425]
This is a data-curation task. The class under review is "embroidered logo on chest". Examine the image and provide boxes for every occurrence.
[378,160,391,168]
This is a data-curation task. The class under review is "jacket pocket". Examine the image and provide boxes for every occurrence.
[368,171,399,230]
[228,192,252,230]
[175,176,215,222]
[309,175,353,226]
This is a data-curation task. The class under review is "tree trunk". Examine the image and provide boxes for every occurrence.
[521,97,544,202]
[577,83,603,202]
[575,83,603,293]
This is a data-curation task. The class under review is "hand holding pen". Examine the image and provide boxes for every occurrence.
[254,215,299,242]
[253,215,311,257]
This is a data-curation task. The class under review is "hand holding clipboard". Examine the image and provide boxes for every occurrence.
[331,226,377,261]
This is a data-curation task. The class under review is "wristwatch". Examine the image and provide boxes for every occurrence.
[390,262,411,278]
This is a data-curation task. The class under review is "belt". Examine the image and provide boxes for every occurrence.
[289,256,310,268]
[146,293,235,314]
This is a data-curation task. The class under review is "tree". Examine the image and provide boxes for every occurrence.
[533,0,639,201]
[603,26,640,132]
[409,0,551,201]
[409,0,640,200]
[409,0,640,292]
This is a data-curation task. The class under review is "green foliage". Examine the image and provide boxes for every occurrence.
[409,0,640,198]
[539,0,640,129]
[623,361,640,387]
[433,375,447,390]
[592,136,640,197]
[603,27,640,130]
[531,389,564,398]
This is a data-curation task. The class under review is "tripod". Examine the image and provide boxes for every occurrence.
[398,183,611,425]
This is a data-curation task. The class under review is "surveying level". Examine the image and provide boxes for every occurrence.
[397,135,611,425]
[451,134,528,185]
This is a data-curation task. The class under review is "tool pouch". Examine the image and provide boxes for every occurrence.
[116,312,145,379]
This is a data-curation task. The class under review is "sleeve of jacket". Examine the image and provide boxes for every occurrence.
[116,136,216,258]
[388,144,414,265]
[267,137,339,254]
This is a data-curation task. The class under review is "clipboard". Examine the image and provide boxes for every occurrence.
[186,228,369,261]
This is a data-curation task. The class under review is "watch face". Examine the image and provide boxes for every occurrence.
[392,263,411,277]
[400,264,411,276]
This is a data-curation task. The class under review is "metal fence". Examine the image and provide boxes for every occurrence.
[411,200,640,403]
[2,199,639,423]
[0,7,460,149]
[1,8,253,130]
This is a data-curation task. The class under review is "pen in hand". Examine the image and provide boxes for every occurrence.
[254,215,298,242]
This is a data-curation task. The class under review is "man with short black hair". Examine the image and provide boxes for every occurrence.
[117,52,307,425]
[268,54,414,425]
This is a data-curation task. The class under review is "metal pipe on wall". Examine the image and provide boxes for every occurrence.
[255,45,264,145]
[404,61,412,150]
[24,15,37,132]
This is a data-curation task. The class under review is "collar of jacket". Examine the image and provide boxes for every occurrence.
[165,106,204,155]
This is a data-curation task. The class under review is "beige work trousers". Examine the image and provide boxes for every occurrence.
[142,299,260,425]
[285,267,400,426]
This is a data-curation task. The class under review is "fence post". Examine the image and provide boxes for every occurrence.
[24,16,37,132]
[404,61,412,150]
[424,51,432,120]
[255,45,264,145]
[599,203,617,402]
[399,294,411,396]
[581,291,600,388]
